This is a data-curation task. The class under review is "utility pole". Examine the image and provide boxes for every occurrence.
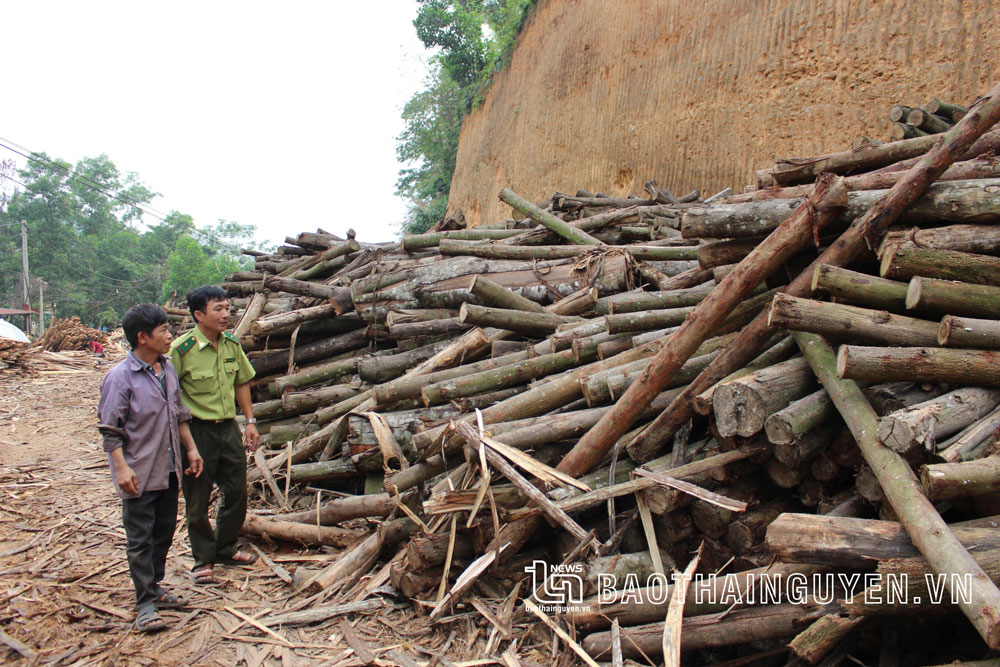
[20,220,31,336]
[38,281,45,334]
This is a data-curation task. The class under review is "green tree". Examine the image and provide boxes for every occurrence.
[396,68,465,234]
[397,0,536,234]
[0,152,262,327]
[158,220,256,302]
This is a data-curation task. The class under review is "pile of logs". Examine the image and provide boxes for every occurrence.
[887,98,967,142]
[0,339,32,373]
[39,317,108,352]
[226,84,1000,665]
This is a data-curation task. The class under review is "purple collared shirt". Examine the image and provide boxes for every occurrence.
[97,352,191,498]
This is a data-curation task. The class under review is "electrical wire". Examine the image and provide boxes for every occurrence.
[0,136,244,253]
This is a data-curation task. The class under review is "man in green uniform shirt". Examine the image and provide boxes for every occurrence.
[169,285,259,584]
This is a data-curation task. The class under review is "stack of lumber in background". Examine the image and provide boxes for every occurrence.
[38,316,108,352]
[222,90,1000,665]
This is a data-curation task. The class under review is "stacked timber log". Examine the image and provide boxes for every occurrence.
[38,317,108,352]
[0,339,33,374]
[227,85,1000,665]
[887,98,967,142]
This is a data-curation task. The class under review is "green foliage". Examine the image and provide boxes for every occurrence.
[396,68,464,235]
[159,220,255,302]
[0,153,260,327]
[397,0,535,233]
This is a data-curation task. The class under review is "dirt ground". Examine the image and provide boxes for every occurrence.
[0,363,525,666]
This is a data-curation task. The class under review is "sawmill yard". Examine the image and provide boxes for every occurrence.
[6,87,1000,667]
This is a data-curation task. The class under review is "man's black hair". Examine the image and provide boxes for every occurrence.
[186,285,229,319]
[122,304,169,349]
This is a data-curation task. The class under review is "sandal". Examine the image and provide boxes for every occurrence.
[156,588,187,609]
[219,550,258,567]
[190,564,214,585]
[136,606,166,633]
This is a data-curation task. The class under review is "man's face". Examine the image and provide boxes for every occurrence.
[195,298,231,334]
[139,322,173,356]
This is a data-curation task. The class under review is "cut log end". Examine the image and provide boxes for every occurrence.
[835,346,850,379]
[938,315,955,346]
[905,277,923,310]
[879,244,899,279]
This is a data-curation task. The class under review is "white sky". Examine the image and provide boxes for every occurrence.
[2,1,433,248]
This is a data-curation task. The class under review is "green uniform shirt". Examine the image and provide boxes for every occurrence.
[169,327,256,421]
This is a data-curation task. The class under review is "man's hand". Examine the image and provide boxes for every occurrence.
[244,422,260,452]
[185,448,204,478]
[116,463,139,496]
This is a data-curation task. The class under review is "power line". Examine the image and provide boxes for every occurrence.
[0,171,243,255]
[0,136,170,222]
[0,135,245,253]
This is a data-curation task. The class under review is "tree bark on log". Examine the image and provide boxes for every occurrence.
[764,388,835,445]
[767,512,1000,568]
[878,387,1000,454]
[233,293,268,340]
[357,339,453,383]
[421,349,577,407]
[386,317,470,340]
[879,223,1000,257]
[906,277,1000,319]
[811,264,909,311]
[629,93,1000,463]
[922,456,1000,501]
[251,329,368,376]
[837,345,1000,386]
[767,130,957,185]
[273,357,358,394]
[371,347,528,408]
[939,406,1000,463]
[697,237,763,269]
[499,188,604,246]
[690,336,795,415]
[882,245,1000,286]
[583,602,836,659]
[685,179,1000,240]
[939,315,1000,349]
[712,356,816,438]
[459,303,579,336]
[401,229,523,251]
[793,330,1000,648]
[439,239,697,261]
[252,304,338,335]
[908,108,953,134]
[274,492,399,525]
[595,282,713,315]
[241,514,366,548]
[468,275,548,314]
[767,293,942,346]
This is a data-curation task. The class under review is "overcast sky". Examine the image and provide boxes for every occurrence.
[2,1,432,248]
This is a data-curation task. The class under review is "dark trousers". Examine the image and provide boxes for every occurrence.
[182,419,247,567]
[122,475,179,609]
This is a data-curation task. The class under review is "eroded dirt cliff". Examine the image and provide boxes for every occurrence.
[449,0,1000,226]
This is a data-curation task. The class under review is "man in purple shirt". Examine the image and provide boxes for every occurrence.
[98,304,204,632]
